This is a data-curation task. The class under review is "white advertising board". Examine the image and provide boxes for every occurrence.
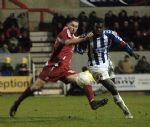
[92,74,150,91]
[115,74,150,91]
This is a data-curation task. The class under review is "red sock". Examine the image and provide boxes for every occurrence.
[83,85,95,103]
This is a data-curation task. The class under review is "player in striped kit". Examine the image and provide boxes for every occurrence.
[87,21,139,119]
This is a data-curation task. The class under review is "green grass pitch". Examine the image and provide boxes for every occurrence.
[0,94,150,127]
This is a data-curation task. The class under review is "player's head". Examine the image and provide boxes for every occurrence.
[67,18,79,34]
[93,21,104,37]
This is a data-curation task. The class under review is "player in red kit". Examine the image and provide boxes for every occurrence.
[9,18,108,117]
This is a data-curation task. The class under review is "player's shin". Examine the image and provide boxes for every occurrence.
[77,71,108,110]
[9,87,35,117]
[113,94,133,118]
[83,84,95,103]
[15,87,34,105]
[83,84,108,110]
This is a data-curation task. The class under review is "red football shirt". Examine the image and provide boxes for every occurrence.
[48,26,75,70]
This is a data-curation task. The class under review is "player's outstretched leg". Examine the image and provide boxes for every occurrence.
[9,87,34,117]
[111,79,133,119]
[113,94,133,119]
[101,79,133,118]
[9,78,45,117]
[81,66,108,110]
[83,84,108,110]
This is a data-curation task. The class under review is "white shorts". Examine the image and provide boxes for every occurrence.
[89,60,115,80]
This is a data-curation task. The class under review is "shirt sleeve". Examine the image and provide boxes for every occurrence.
[104,30,134,56]
[58,28,72,44]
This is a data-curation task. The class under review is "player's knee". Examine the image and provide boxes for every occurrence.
[76,71,95,88]
[112,85,118,93]
[31,79,45,90]
[109,85,118,95]
[111,78,115,83]
[101,79,118,95]
[76,78,92,88]
[102,82,118,95]
[31,85,41,91]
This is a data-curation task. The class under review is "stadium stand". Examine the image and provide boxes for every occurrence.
[30,31,52,72]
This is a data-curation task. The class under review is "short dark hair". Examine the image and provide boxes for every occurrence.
[67,17,79,24]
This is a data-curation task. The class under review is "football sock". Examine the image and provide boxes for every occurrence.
[113,94,131,115]
[83,85,95,103]
[15,87,34,106]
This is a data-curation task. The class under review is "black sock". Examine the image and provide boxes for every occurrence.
[15,87,34,105]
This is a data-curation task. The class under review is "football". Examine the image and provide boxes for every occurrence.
[77,71,95,87]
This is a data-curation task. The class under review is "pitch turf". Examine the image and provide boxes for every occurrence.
[0,94,150,127]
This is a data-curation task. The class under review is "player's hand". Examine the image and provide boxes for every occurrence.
[132,52,140,60]
[85,32,94,41]
[79,33,86,38]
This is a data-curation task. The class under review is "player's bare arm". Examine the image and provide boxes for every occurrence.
[65,32,94,45]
